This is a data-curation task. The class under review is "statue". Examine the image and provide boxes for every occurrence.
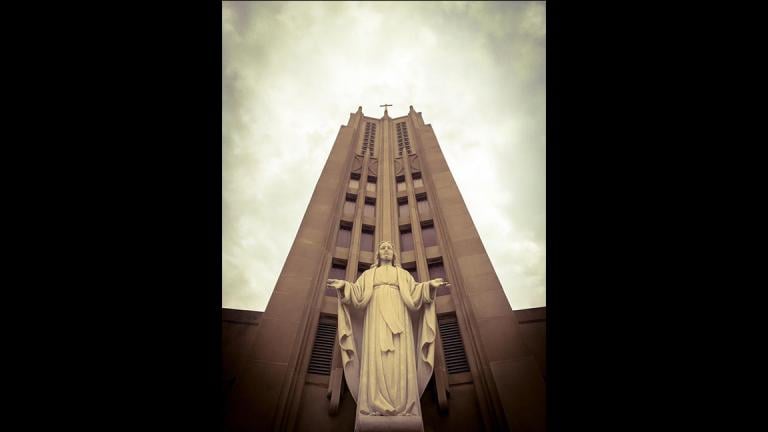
[326,241,450,430]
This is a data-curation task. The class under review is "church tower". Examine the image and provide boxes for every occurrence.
[223,106,546,431]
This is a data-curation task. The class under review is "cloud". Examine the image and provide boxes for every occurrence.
[223,1,546,311]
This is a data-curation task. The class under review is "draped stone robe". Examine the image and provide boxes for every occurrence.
[336,264,437,418]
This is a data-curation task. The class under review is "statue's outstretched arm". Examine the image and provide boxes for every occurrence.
[327,274,370,307]
[424,278,450,301]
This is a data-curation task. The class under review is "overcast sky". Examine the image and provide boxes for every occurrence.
[223,1,545,312]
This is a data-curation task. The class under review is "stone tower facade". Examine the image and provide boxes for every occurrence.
[224,106,545,431]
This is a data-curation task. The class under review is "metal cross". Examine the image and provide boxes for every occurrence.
[379,104,392,113]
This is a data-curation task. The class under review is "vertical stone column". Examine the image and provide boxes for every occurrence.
[399,121,429,284]
[346,131,371,281]
[377,111,395,248]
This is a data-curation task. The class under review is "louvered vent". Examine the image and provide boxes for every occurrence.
[438,314,470,374]
[307,316,336,375]
[396,122,412,156]
[362,122,377,156]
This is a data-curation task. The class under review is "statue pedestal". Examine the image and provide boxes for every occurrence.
[355,414,424,432]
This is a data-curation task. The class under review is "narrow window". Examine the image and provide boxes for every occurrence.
[399,201,410,220]
[336,223,352,248]
[421,222,438,247]
[363,200,375,218]
[417,196,430,218]
[343,195,356,216]
[400,227,414,251]
[360,226,375,253]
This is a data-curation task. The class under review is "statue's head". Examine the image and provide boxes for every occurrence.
[372,240,400,268]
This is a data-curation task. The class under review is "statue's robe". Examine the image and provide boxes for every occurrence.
[337,264,437,419]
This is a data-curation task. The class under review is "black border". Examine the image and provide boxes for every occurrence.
[17,1,701,429]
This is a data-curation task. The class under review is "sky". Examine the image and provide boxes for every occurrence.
[223,1,546,312]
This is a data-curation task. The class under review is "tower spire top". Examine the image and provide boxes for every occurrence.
[379,103,392,117]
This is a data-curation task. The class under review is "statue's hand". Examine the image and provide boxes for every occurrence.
[429,278,450,290]
[326,279,345,290]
